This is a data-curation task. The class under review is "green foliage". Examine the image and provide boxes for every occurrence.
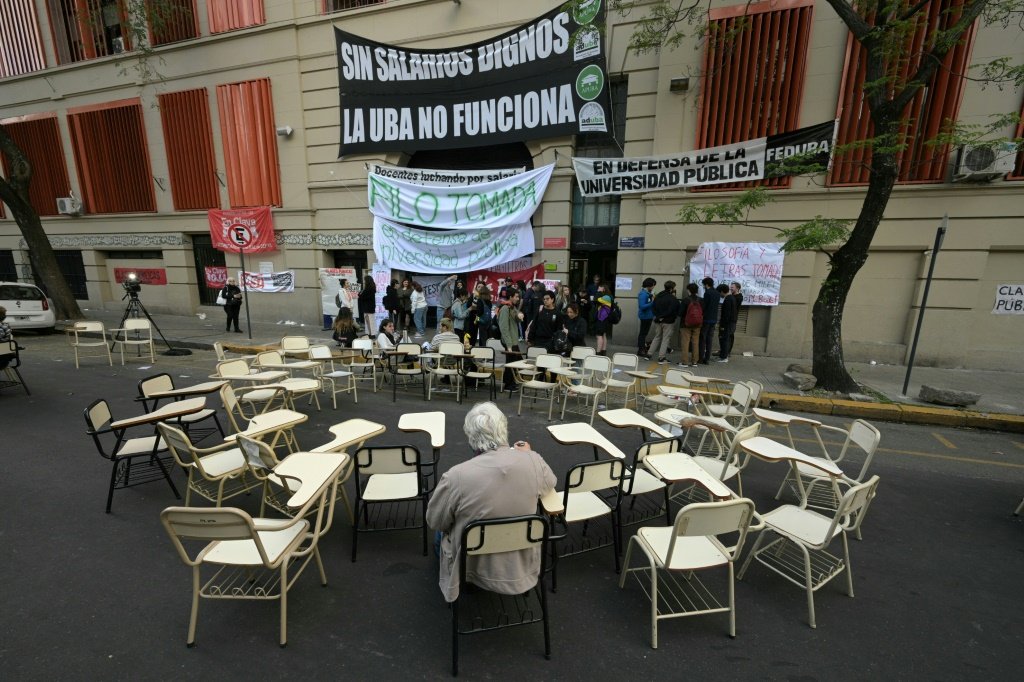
[778,218,852,253]
[675,187,772,225]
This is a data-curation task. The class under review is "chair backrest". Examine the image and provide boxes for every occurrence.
[124,319,151,333]
[743,380,764,407]
[213,340,227,361]
[470,346,494,364]
[281,336,310,352]
[536,353,563,371]
[611,353,639,372]
[237,433,282,473]
[352,338,373,351]
[664,369,691,388]
[215,358,251,378]
[581,354,612,382]
[565,458,626,495]
[257,350,285,366]
[161,507,271,567]
[485,339,506,366]
[308,344,333,361]
[463,515,548,557]
[355,445,422,476]
[438,342,463,356]
[83,399,116,457]
[725,421,761,464]
[72,321,106,340]
[633,435,683,465]
[397,342,422,359]
[526,346,545,360]
[730,382,753,410]
[833,475,881,537]
[138,373,173,399]
[668,498,756,561]
[157,422,200,469]
[843,419,881,482]
[219,384,248,432]
[570,346,596,361]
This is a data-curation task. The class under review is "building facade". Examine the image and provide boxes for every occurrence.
[1,0,1021,368]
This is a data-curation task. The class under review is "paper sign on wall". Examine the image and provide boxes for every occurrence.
[689,242,785,306]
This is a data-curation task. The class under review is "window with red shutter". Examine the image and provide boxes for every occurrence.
[828,0,977,186]
[0,0,46,77]
[46,0,132,64]
[147,0,199,46]
[207,0,265,34]
[216,79,281,208]
[0,114,72,217]
[67,100,156,214]
[158,89,220,210]
[695,0,814,191]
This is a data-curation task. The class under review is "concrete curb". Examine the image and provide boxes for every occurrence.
[760,392,1024,433]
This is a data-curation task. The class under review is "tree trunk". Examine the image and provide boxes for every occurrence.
[811,141,899,392]
[0,124,84,321]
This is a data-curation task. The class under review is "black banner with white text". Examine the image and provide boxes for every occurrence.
[336,1,612,155]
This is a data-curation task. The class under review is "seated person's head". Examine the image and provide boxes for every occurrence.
[464,402,508,454]
[378,319,395,335]
[439,318,453,332]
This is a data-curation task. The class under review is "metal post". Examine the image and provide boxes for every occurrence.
[239,247,253,340]
[902,216,947,396]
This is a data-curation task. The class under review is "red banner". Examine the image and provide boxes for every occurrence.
[207,207,277,253]
[114,267,167,285]
[204,266,228,289]
[468,263,546,298]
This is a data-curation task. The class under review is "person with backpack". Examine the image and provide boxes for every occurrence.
[698,277,720,364]
[593,285,612,356]
[716,283,739,363]
[647,280,681,364]
[678,282,703,367]
[636,277,656,359]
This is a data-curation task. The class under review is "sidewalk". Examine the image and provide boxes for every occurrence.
[63,307,1024,431]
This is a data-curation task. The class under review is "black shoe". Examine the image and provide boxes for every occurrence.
[233,329,243,333]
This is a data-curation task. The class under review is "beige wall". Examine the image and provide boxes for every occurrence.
[0,0,1021,368]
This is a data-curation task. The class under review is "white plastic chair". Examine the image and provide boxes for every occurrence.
[642,368,692,414]
[620,498,756,648]
[280,335,311,358]
[517,353,563,421]
[66,321,112,368]
[157,423,257,506]
[309,344,357,408]
[739,475,881,628]
[560,354,611,425]
[349,338,379,392]
[113,318,155,364]
[603,352,639,408]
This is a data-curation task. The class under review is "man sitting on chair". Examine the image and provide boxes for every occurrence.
[426,402,556,602]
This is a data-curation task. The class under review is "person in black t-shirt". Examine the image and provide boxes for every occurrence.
[528,291,561,349]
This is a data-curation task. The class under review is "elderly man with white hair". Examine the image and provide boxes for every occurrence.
[426,402,556,602]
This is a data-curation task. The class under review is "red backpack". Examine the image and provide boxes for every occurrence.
[684,299,703,327]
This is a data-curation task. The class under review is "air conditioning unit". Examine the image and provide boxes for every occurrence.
[56,197,82,216]
[111,37,126,54]
[953,143,1017,181]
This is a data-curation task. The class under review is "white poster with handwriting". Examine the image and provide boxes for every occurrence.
[372,217,535,274]
[689,242,785,306]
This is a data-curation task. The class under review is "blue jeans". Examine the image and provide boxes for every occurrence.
[436,305,447,331]
[413,307,426,334]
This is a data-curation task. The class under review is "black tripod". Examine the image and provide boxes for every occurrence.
[110,291,192,357]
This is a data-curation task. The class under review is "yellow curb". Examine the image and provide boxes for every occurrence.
[898,405,967,428]
[762,393,833,415]
[962,411,1024,433]
[830,399,904,421]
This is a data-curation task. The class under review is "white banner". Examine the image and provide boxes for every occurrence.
[688,243,785,306]
[368,164,525,187]
[413,275,448,307]
[371,264,391,330]
[373,217,535,274]
[993,284,1024,314]
[239,270,295,293]
[368,163,554,229]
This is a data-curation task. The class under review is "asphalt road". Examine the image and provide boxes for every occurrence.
[2,338,1022,679]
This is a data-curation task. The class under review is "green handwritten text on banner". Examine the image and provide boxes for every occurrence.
[368,164,553,229]
[372,217,535,274]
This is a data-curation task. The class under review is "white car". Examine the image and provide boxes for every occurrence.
[0,282,56,332]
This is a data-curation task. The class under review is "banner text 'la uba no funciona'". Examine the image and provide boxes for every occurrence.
[336,1,611,154]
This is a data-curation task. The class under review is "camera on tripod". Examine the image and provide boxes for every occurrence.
[122,273,142,299]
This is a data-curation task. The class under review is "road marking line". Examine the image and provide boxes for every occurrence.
[785,436,1024,470]
[932,433,957,450]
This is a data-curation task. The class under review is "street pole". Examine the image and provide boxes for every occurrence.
[902,215,947,396]
[239,246,253,340]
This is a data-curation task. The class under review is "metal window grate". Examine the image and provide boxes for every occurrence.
[148,0,199,46]
[216,79,281,208]
[67,99,156,213]
[323,0,386,13]
[0,115,72,217]
[54,250,88,299]
[207,0,265,34]
[828,0,977,186]
[694,0,814,192]
[158,89,220,210]
[0,0,46,77]
[46,0,132,64]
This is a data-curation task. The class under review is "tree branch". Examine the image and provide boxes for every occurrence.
[821,0,875,42]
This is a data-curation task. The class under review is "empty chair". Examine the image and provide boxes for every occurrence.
[112,318,155,364]
[465,346,497,401]
[686,422,760,499]
[517,354,563,421]
[452,515,551,676]
[308,344,357,408]
[569,346,596,363]
[543,458,626,590]
[619,498,756,648]
[560,354,612,425]
[213,359,288,413]
[83,398,178,513]
[776,419,881,511]
[137,373,224,440]
[66,321,112,368]
[703,381,758,428]
[602,353,639,408]
[642,369,693,414]
[426,342,464,402]
[160,452,347,648]
[349,338,380,392]
[219,384,303,453]
[739,475,881,628]
[391,342,426,402]
[157,423,257,506]
[255,349,320,378]
[280,335,311,358]
[351,445,431,561]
